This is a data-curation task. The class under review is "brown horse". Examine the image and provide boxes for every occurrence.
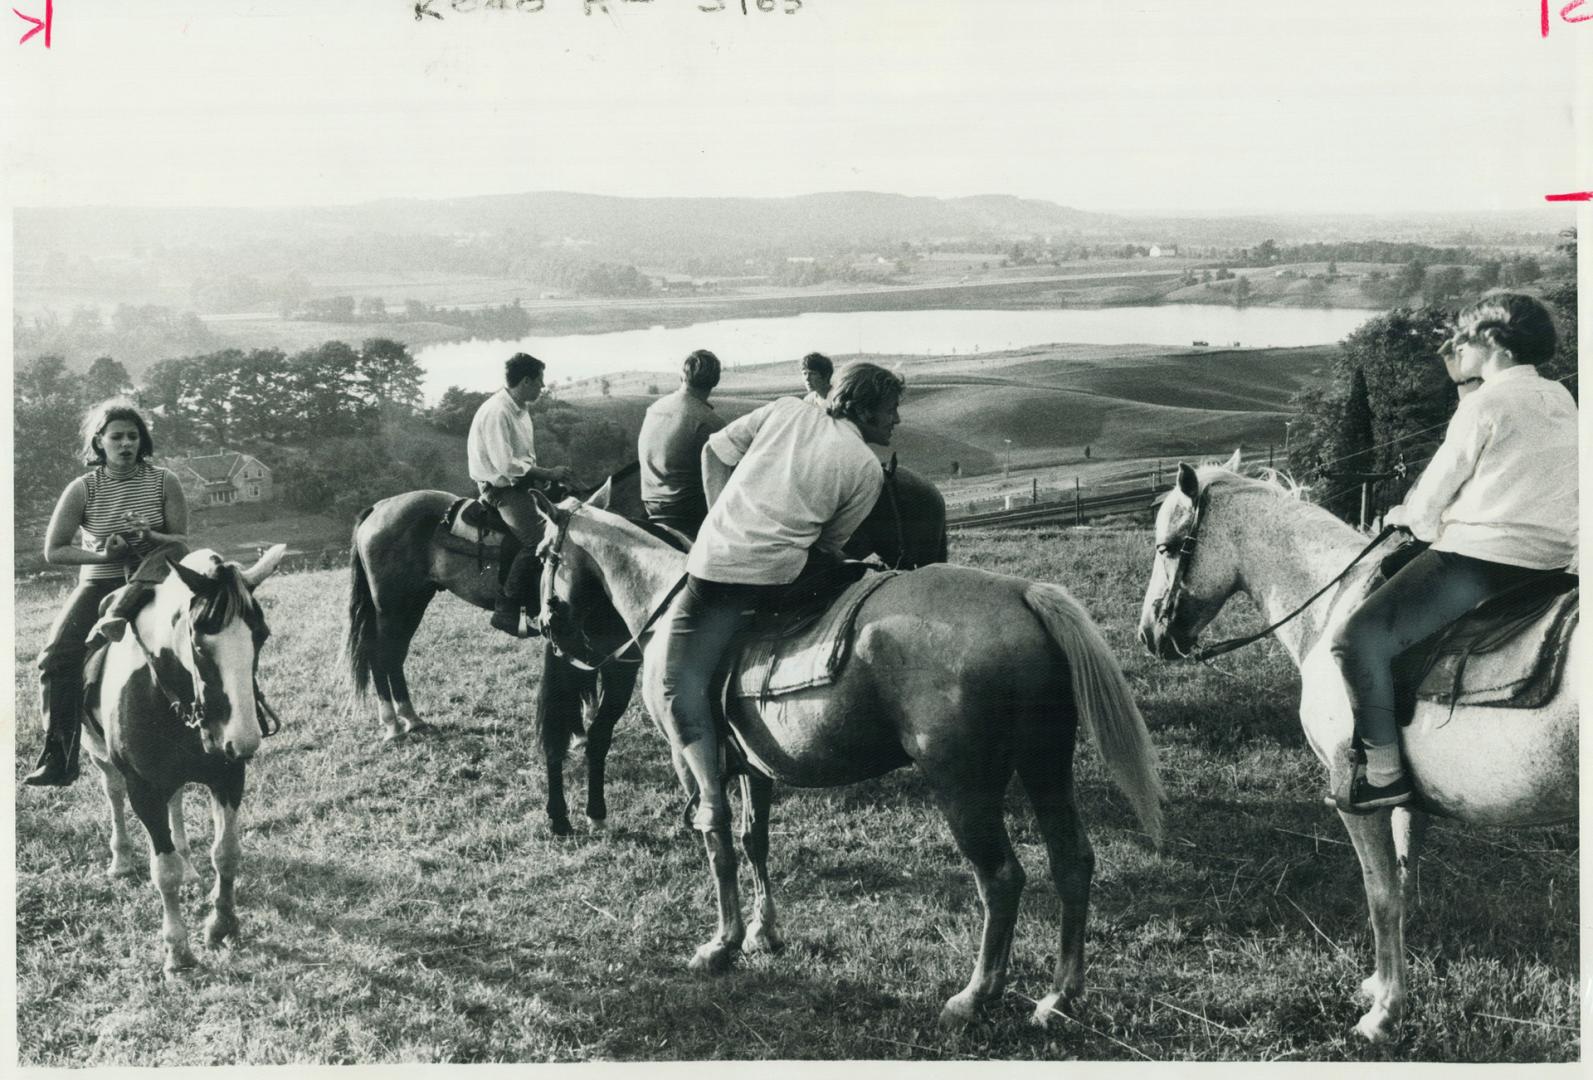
[344,460,949,835]
[532,495,1162,1026]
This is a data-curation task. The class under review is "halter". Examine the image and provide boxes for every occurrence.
[539,505,688,672]
[1154,484,1396,662]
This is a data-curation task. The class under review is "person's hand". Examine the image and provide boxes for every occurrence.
[103,533,131,560]
[549,464,576,486]
[122,512,150,544]
[1383,505,1408,529]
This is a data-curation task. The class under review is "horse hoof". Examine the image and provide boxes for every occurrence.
[204,914,239,947]
[586,817,607,835]
[1359,973,1384,1001]
[107,856,141,880]
[403,720,434,736]
[1354,1007,1395,1043]
[547,816,574,838]
[1031,991,1074,1027]
[382,727,405,743]
[163,952,198,979]
[939,991,981,1030]
[688,941,739,975]
[745,923,784,955]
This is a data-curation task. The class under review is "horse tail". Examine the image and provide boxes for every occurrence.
[346,506,380,698]
[1023,582,1164,845]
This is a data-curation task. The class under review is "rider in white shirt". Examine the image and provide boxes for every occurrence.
[656,361,901,832]
[467,353,574,636]
[1330,293,1577,811]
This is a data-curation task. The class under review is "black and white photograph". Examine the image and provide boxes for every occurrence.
[5,0,1586,1068]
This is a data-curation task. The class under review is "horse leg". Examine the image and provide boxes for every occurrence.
[1017,754,1093,1026]
[688,822,746,974]
[376,602,433,740]
[1338,809,1406,1042]
[928,781,1026,1028]
[93,754,140,879]
[1392,805,1427,909]
[537,644,585,836]
[582,663,637,830]
[738,771,783,954]
[127,775,197,975]
[204,770,246,947]
[167,789,201,885]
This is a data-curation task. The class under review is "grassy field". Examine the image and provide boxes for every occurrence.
[12,528,1577,1064]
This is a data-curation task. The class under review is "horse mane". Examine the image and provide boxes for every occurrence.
[1193,463,1311,502]
[190,561,263,638]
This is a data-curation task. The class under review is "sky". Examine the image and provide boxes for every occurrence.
[1,0,1588,215]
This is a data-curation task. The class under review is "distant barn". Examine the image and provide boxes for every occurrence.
[166,450,273,508]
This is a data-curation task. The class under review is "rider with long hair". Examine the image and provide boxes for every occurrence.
[27,400,189,787]
[659,361,903,831]
[1329,292,1577,811]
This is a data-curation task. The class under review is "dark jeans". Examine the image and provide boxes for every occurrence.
[657,576,782,749]
[1330,547,1563,747]
[645,497,708,542]
[37,579,121,739]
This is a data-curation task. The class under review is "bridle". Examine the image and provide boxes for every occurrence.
[538,505,687,673]
[124,570,280,738]
[1154,484,1396,663]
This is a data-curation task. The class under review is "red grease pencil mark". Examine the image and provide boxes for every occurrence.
[1545,192,1593,202]
[13,0,50,47]
[1546,0,1591,34]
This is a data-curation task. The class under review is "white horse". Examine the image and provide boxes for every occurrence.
[1136,457,1577,1041]
[83,545,287,975]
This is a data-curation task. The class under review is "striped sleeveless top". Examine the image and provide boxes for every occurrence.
[79,463,170,582]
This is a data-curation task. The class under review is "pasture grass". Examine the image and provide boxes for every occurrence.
[13,528,1578,1064]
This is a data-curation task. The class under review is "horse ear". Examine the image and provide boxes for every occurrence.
[1176,463,1200,502]
[1223,447,1242,472]
[167,556,216,596]
[241,543,289,589]
[585,476,613,510]
[529,487,563,524]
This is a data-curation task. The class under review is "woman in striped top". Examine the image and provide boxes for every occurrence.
[26,400,189,787]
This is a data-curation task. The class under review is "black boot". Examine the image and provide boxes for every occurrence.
[491,548,542,638]
[24,686,81,787]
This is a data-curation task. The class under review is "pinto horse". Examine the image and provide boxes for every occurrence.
[1137,459,1578,1041]
[83,545,287,975]
[532,494,1162,1026]
[345,460,949,836]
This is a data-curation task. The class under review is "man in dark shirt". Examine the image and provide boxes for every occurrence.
[638,349,727,539]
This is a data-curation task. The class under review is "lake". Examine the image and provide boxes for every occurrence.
[414,304,1381,399]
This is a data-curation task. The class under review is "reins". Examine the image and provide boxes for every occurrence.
[541,506,688,673]
[1161,486,1397,662]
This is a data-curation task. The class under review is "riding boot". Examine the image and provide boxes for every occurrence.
[491,547,542,638]
[24,675,82,788]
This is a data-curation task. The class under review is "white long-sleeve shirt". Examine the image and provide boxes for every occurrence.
[1386,364,1577,569]
[689,396,884,585]
[466,388,537,490]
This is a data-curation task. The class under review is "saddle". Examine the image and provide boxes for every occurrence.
[726,564,900,702]
[1357,541,1581,723]
[439,497,512,551]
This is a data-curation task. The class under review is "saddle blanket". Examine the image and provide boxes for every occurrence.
[1402,588,1578,713]
[731,571,899,701]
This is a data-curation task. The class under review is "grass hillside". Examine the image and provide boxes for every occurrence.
[566,343,1333,480]
[13,529,1575,1064]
